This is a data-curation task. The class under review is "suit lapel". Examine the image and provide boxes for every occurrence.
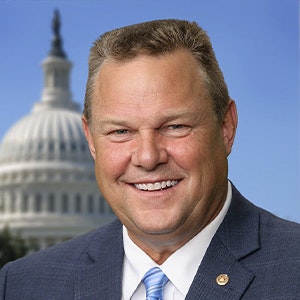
[186,236,255,299]
[72,186,260,299]
[186,185,260,300]
[74,221,124,299]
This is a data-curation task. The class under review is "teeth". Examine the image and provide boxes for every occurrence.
[134,180,178,191]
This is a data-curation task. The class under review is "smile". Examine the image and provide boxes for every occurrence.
[134,180,178,191]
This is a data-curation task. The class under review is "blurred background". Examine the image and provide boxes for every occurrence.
[0,0,299,230]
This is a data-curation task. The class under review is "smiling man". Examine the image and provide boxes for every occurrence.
[0,19,299,300]
[83,47,237,267]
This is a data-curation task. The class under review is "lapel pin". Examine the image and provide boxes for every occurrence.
[216,274,229,286]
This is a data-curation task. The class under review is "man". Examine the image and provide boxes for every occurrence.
[0,19,299,299]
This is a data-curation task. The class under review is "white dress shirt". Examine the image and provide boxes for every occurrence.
[122,181,232,300]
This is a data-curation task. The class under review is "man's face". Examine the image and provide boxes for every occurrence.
[83,49,237,249]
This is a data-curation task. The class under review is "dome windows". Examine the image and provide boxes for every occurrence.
[47,193,55,213]
[75,194,81,213]
[61,194,69,213]
[21,194,29,213]
[34,194,42,213]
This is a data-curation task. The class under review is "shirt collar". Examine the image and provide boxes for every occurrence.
[122,181,232,298]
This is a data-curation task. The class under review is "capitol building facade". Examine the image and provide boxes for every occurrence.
[0,11,115,249]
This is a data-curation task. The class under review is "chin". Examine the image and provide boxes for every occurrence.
[135,217,180,236]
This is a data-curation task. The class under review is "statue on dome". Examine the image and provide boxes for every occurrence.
[49,9,66,58]
[52,9,61,36]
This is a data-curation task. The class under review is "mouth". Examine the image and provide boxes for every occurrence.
[133,180,179,191]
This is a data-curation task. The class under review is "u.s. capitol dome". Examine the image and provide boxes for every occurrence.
[0,11,115,249]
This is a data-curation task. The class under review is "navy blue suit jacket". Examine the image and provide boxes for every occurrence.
[0,185,299,299]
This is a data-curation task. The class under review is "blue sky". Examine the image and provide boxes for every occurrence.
[0,0,299,222]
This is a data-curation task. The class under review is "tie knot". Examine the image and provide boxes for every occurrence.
[142,267,169,300]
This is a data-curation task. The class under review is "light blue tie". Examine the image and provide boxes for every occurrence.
[142,267,169,300]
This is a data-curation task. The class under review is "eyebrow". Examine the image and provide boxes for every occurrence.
[92,109,200,128]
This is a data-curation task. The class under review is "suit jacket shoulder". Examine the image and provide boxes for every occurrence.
[0,219,124,300]
[186,185,300,300]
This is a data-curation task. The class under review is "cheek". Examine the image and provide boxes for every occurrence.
[94,142,130,179]
[167,137,205,170]
[169,133,226,178]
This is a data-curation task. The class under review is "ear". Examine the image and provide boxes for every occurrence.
[82,116,96,160]
[222,100,238,156]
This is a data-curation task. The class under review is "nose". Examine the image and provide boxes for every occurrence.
[131,130,168,171]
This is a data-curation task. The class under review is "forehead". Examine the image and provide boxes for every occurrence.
[91,50,212,119]
[101,50,203,87]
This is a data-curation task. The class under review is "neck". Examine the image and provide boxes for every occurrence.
[126,186,228,264]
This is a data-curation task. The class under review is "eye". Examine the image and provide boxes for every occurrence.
[107,128,132,142]
[168,124,185,130]
[160,124,191,137]
[114,129,129,135]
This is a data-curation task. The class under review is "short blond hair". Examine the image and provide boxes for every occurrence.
[83,19,229,124]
